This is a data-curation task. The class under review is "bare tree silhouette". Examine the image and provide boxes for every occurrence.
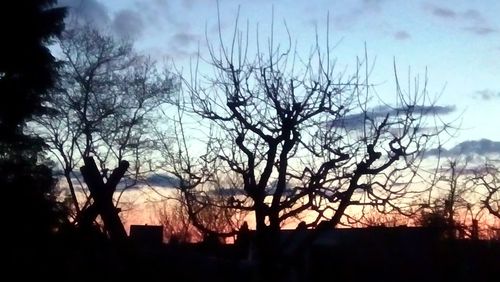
[33,25,178,226]
[162,10,452,280]
[472,162,500,220]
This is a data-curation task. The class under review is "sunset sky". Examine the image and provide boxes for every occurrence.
[59,0,500,156]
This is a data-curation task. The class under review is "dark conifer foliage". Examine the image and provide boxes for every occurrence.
[0,0,65,142]
[0,0,67,258]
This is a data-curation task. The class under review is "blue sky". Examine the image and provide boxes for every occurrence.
[59,0,500,153]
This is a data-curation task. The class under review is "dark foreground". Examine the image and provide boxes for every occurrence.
[5,227,500,282]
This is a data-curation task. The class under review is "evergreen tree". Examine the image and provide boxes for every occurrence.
[0,0,66,263]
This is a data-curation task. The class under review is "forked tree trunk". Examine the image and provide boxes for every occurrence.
[78,156,128,242]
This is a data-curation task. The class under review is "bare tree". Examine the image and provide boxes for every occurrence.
[358,209,410,227]
[418,159,475,238]
[157,192,199,243]
[472,162,500,220]
[164,12,451,271]
[32,25,177,224]
[414,157,500,239]
[156,189,248,243]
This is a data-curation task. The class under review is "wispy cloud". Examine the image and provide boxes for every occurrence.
[310,1,408,42]
[145,173,179,188]
[473,89,500,100]
[59,0,149,39]
[394,30,410,40]
[429,5,456,19]
[462,9,485,22]
[458,8,496,35]
[182,0,197,10]
[423,3,497,36]
[133,0,168,26]
[361,0,388,12]
[330,105,455,129]
[463,26,496,35]
[163,32,201,59]
[112,9,144,39]
[58,0,110,27]
[329,0,389,30]
[426,139,500,158]
[171,32,199,46]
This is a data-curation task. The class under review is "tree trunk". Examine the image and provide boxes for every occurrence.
[79,157,128,242]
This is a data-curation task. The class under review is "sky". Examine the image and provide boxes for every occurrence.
[58,0,500,156]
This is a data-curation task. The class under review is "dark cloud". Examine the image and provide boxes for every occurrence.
[209,187,245,197]
[182,0,197,10]
[112,9,144,39]
[430,6,456,19]
[153,0,169,8]
[59,1,147,39]
[265,180,295,197]
[134,0,168,25]
[53,170,146,191]
[426,139,500,158]
[361,0,387,12]
[423,3,456,19]
[164,32,200,59]
[165,45,199,60]
[330,105,455,129]
[394,30,410,40]
[462,9,485,22]
[145,173,179,188]
[331,0,388,30]
[60,172,180,190]
[58,0,110,27]
[463,26,497,35]
[423,3,497,36]
[459,9,496,36]
[437,164,481,175]
[171,32,199,46]
[473,89,500,100]
[134,0,189,32]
